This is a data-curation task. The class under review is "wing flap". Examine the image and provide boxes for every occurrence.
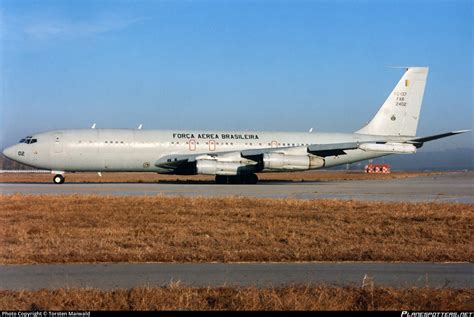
[307,142,361,157]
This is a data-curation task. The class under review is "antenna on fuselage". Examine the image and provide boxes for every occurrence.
[137,124,143,130]
[91,123,96,129]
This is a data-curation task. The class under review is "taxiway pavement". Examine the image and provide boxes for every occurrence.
[1,172,472,203]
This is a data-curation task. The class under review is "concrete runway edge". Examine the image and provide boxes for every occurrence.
[1,262,472,290]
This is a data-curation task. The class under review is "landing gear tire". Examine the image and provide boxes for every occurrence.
[215,175,228,184]
[215,174,258,185]
[243,174,258,184]
[53,174,65,184]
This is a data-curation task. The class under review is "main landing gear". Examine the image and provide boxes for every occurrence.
[215,174,258,184]
[53,174,65,184]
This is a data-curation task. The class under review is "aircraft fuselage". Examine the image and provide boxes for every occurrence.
[3,129,405,173]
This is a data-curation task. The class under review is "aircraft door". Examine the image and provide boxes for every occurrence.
[53,132,63,153]
[189,139,196,151]
[209,140,216,151]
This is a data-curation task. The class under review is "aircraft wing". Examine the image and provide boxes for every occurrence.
[155,142,370,171]
[239,142,365,158]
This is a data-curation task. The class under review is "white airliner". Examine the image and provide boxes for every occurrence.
[2,67,469,184]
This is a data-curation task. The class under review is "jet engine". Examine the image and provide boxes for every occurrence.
[262,153,324,171]
[196,159,256,175]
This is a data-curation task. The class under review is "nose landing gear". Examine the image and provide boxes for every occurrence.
[53,174,65,184]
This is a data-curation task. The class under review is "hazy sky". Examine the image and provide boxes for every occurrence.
[1,0,472,151]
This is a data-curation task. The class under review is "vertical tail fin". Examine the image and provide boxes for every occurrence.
[356,67,429,136]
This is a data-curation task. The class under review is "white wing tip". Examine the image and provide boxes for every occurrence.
[452,129,471,134]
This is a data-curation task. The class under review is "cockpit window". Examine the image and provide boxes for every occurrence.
[20,136,37,144]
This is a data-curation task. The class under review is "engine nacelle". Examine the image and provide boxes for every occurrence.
[196,159,255,175]
[359,143,417,154]
[262,153,324,171]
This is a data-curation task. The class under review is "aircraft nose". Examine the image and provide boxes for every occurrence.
[2,146,16,160]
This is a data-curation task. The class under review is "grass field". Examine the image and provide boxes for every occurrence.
[1,195,472,264]
[0,170,442,183]
[1,285,472,310]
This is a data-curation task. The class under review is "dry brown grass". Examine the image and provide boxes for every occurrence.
[0,195,472,264]
[0,286,472,310]
[0,170,442,184]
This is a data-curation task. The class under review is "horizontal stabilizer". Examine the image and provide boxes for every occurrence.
[408,130,470,144]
